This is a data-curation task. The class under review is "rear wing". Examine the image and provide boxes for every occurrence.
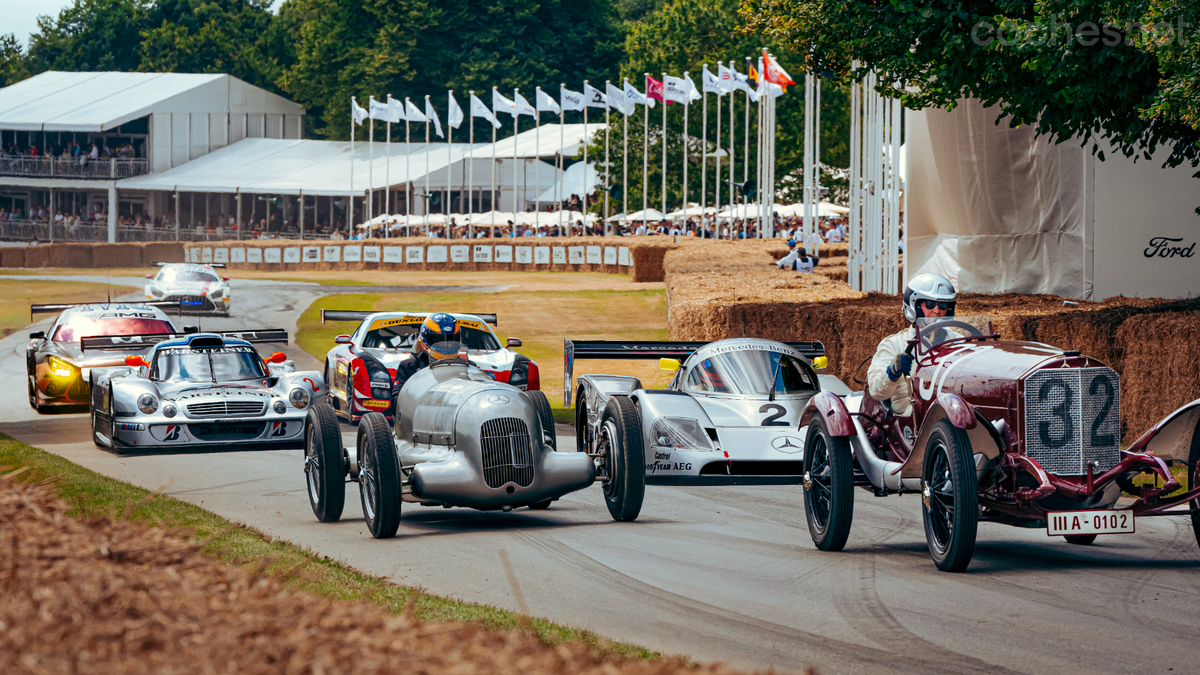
[80,328,289,352]
[31,301,183,321]
[154,261,225,268]
[320,309,498,326]
[563,339,826,406]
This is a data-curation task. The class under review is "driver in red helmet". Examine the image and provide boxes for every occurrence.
[392,312,462,394]
[866,274,956,416]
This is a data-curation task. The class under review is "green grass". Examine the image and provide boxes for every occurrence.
[0,433,658,659]
[0,278,139,338]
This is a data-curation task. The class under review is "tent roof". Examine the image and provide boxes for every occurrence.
[466,123,604,159]
[0,71,304,132]
[117,137,564,196]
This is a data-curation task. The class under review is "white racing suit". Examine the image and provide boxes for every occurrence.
[866,326,917,417]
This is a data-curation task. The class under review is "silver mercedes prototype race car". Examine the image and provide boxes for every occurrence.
[26,302,181,412]
[303,358,644,539]
[144,262,232,314]
[567,338,851,485]
[87,329,322,452]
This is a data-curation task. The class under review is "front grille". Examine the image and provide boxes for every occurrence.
[166,294,209,309]
[188,423,265,441]
[1024,367,1120,475]
[479,417,534,489]
[187,401,266,417]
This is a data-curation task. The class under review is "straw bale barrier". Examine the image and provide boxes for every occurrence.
[0,247,24,268]
[21,245,50,268]
[0,473,747,675]
[0,242,187,269]
[1115,310,1200,441]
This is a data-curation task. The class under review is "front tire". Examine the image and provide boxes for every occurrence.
[1188,433,1200,549]
[357,412,402,539]
[1064,534,1098,545]
[922,419,979,572]
[527,389,556,451]
[802,415,854,552]
[596,397,645,522]
[305,402,346,523]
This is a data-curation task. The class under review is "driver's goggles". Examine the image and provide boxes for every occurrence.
[427,340,461,356]
[921,300,956,311]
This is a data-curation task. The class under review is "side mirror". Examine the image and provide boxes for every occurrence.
[125,355,148,368]
[266,351,288,364]
[29,331,45,340]
[222,276,230,281]
[183,325,200,334]
[811,356,828,370]
[334,334,353,345]
[506,337,523,348]
[659,358,680,372]
[145,273,153,279]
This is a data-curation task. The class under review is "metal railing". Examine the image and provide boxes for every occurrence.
[0,156,149,179]
[0,219,211,243]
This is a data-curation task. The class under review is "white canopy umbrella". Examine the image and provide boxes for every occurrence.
[775,201,850,218]
[716,204,760,219]
[665,203,717,218]
[608,207,665,222]
[459,210,515,226]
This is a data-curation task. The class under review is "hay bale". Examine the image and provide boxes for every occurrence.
[47,243,92,268]
[144,242,186,265]
[0,247,25,268]
[1115,311,1200,443]
[91,243,143,268]
[22,246,49,268]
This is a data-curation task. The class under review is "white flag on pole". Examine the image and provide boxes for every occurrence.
[623,80,653,108]
[351,97,368,125]
[702,65,723,95]
[447,91,464,129]
[583,83,608,109]
[536,87,561,114]
[717,64,736,94]
[425,98,443,138]
[493,88,517,117]
[471,93,501,128]
[663,75,691,104]
[405,99,428,122]
[606,81,630,115]
[732,69,759,101]
[369,96,390,121]
[560,86,585,111]
[683,72,702,102]
[513,91,537,117]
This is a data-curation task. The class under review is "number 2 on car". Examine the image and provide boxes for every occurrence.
[1046,509,1135,537]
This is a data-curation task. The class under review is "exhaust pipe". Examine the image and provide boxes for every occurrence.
[849,416,921,492]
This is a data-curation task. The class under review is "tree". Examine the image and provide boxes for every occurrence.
[740,0,1200,175]
[281,0,627,140]
[0,34,33,87]
[582,0,850,216]
[27,0,151,73]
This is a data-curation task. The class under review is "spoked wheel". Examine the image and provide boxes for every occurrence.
[922,419,979,572]
[357,412,402,539]
[1064,534,1098,545]
[305,402,346,523]
[802,415,854,551]
[527,390,556,451]
[595,397,645,522]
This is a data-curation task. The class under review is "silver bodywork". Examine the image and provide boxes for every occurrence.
[574,338,847,485]
[90,339,319,451]
[145,263,231,313]
[349,361,594,509]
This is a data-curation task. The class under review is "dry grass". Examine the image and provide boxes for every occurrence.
[0,278,139,338]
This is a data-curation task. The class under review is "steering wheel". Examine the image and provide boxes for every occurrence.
[918,320,985,351]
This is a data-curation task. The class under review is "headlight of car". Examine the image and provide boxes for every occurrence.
[209,288,223,299]
[162,404,177,418]
[137,393,159,415]
[46,355,77,379]
[149,286,163,297]
[509,365,528,387]
[650,417,713,451]
[273,400,287,414]
[289,387,311,409]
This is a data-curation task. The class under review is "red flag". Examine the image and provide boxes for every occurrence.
[762,50,795,90]
[645,75,674,105]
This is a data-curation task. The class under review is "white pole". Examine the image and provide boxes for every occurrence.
[715,83,722,238]
[604,81,611,233]
[583,80,589,230]
[623,79,629,234]
[350,98,356,229]
[643,74,649,229]
[468,91,474,239]
[513,87,520,221]
[727,62,737,237]
[491,87,498,238]
[701,67,707,238]
[848,70,859,290]
[682,72,689,230]
[535,88,541,215]
[385,97,391,231]
[559,84,565,233]
[368,114,374,228]
[405,105,411,226]
[445,92,453,238]
[661,72,667,220]
[423,97,431,234]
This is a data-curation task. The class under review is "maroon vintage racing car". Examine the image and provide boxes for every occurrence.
[798,316,1200,572]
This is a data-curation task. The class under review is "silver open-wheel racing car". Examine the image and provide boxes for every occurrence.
[302,357,645,538]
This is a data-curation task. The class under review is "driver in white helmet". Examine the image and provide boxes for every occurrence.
[866,273,956,417]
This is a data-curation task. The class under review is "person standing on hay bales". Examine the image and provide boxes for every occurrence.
[867,273,956,417]
[775,240,819,273]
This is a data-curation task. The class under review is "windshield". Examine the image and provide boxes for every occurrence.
[157,267,219,283]
[684,349,817,396]
[362,324,501,351]
[53,316,175,343]
[150,346,266,383]
[916,315,994,351]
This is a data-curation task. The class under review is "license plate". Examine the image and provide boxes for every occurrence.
[1047,509,1135,537]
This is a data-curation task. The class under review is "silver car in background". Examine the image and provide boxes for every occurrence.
[144,262,232,314]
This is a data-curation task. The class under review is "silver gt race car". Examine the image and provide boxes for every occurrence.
[26,302,181,412]
[319,309,539,423]
[87,330,322,452]
[567,338,851,485]
[303,358,644,539]
[144,262,232,314]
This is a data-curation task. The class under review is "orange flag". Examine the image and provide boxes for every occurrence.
[762,49,795,90]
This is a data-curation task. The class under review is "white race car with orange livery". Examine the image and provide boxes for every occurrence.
[319,310,540,423]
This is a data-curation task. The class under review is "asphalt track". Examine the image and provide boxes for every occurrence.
[2,277,1197,674]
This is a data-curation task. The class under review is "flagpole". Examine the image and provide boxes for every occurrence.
[491,87,498,238]
[385,96,391,239]
[513,87,521,223]
[368,112,374,231]
[744,58,751,237]
[715,80,722,239]
[468,90,474,239]
[559,84,565,234]
[700,69,707,238]
[642,73,649,231]
[534,88,541,215]
[622,80,629,235]
[405,102,411,237]
[682,72,689,231]
[660,72,667,220]
[604,80,611,234]
[728,63,738,238]
[350,97,356,231]
[444,92,453,239]
[583,80,589,233]
[423,98,430,235]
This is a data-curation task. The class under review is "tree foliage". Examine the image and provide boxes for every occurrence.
[741,0,1200,173]
[27,0,150,72]
[0,34,33,88]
